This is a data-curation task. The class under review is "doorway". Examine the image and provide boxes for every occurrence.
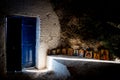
[6,15,36,72]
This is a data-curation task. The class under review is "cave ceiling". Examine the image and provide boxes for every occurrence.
[50,0,120,22]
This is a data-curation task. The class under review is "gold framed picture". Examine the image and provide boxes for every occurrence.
[78,49,84,57]
[47,49,51,55]
[73,49,79,56]
[93,52,100,60]
[100,49,109,60]
[51,49,56,55]
[62,48,67,55]
[67,48,74,56]
[85,50,93,58]
[56,48,61,55]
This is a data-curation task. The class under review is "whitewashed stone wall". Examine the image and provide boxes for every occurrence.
[0,0,61,74]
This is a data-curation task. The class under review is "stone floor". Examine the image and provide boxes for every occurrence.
[1,67,119,80]
[1,70,119,80]
[1,55,120,80]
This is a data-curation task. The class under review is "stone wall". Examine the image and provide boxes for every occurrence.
[0,17,6,77]
[0,0,61,76]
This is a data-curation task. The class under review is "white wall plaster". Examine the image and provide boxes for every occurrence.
[0,0,61,70]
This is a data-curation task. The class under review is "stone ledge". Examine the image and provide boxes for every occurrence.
[47,55,120,64]
[47,55,120,80]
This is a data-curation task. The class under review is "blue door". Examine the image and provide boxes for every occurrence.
[21,17,36,68]
[6,16,22,71]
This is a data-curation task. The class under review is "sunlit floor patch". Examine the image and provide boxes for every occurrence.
[22,67,51,73]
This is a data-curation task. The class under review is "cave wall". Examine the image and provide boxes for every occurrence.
[0,0,61,76]
[50,0,120,58]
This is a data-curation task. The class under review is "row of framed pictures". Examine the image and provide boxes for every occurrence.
[47,48,109,60]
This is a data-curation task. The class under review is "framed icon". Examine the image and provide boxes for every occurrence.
[78,49,84,57]
[93,52,100,60]
[56,48,61,55]
[73,49,79,56]
[51,49,56,55]
[67,48,74,56]
[100,49,109,60]
[62,48,67,55]
[85,50,93,58]
[47,49,51,55]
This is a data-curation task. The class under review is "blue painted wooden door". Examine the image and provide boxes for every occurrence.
[21,17,36,68]
[6,16,22,71]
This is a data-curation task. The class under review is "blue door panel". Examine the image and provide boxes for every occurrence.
[22,17,36,68]
[22,25,36,43]
[22,45,35,68]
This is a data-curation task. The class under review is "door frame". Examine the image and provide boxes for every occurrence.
[6,15,40,71]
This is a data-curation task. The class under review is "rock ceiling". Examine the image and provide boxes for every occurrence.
[50,0,120,21]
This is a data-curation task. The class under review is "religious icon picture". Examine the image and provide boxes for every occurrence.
[67,48,74,56]
[47,49,51,55]
[56,48,61,55]
[51,49,56,55]
[93,52,100,60]
[100,49,109,60]
[85,50,93,58]
[73,49,79,56]
[62,48,67,55]
[78,49,84,57]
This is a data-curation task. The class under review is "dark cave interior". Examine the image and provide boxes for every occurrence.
[50,0,120,58]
